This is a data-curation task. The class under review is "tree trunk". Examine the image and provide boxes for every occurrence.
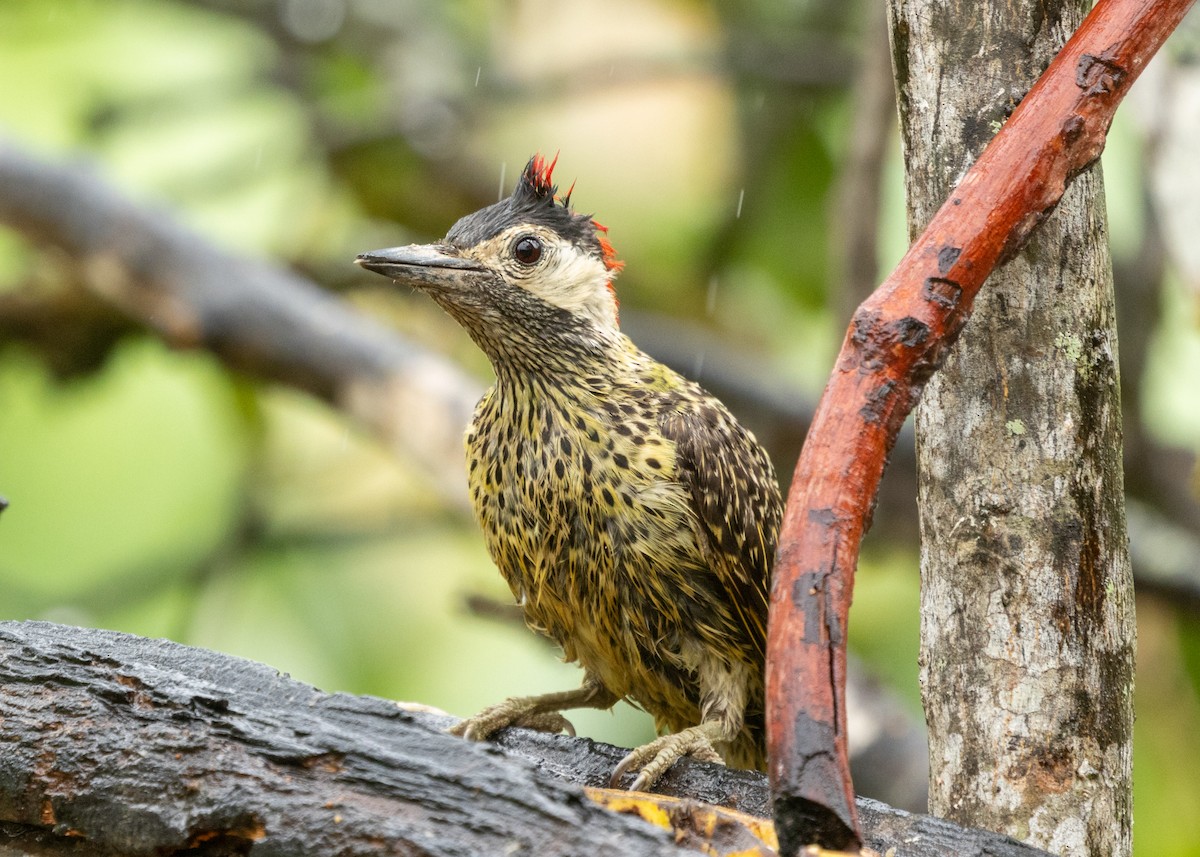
[887,1,1135,855]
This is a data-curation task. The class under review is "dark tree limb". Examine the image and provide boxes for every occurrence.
[0,621,1056,857]
[0,139,481,509]
[0,621,684,857]
[765,0,1196,851]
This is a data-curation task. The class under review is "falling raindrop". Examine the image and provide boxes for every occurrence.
[475,67,482,87]
[497,162,507,201]
[692,351,706,380]
[706,275,719,316]
[736,188,745,219]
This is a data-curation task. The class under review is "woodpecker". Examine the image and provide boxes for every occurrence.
[356,154,782,790]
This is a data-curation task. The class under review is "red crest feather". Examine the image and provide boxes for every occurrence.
[518,152,623,275]
[525,152,559,198]
[591,220,625,273]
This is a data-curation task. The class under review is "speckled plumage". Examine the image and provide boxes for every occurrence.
[357,155,782,785]
[466,327,779,769]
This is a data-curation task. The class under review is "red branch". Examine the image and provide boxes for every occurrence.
[765,0,1197,851]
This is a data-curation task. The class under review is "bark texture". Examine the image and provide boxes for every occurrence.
[887,2,1136,854]
[0,621,1059,857]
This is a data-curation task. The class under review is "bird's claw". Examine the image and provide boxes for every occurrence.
[450,702,576,742]
[610,729,725,791]
[448,717,487,740]
[513,711,577,736]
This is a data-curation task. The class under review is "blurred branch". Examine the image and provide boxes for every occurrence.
[1131,39,1200,295]
[185,0,855,93]
[174,0,857,241]
[1112,151,1200,537]
[0,285,137,378]
[0,138,480,509]
[1126,499,1200,611]
[830,4,896,325]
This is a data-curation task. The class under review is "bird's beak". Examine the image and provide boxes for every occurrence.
[355,243,487,291]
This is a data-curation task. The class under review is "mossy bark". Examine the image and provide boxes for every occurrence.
[886,1,1135,855]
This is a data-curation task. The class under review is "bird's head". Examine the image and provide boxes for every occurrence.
[356,154,625,360]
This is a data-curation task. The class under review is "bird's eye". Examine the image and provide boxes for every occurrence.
[513,236,543,266]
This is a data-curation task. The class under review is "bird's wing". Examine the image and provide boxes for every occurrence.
[658,389,782,662]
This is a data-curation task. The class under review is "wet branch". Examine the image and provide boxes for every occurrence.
[0,620,1055,857]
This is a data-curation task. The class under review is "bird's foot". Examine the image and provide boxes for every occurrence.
[611,726,726,791]
[449,698,577,741]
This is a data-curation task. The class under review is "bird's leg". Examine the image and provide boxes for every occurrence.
[612,660,749,791]
[610,720,728,792]
[450,673,618,741]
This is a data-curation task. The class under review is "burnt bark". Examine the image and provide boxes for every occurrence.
[888,1,1136,854]
[0,621,687,857]
[0,621,1059,857]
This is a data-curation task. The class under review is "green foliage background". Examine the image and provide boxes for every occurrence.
[1,1,1198,852]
